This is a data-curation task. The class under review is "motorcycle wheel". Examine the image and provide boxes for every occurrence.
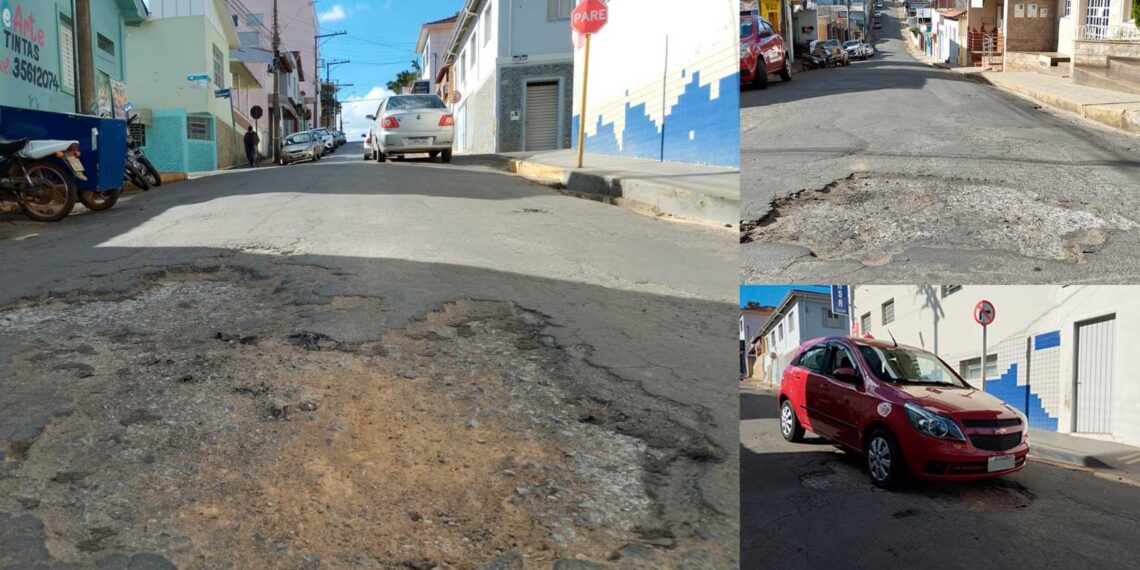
[78,188,122,211]
[126,164,150,191]
[15,159,77,222]
[139,155,162,187]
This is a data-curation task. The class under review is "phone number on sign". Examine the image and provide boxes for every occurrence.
[8,57,60,91]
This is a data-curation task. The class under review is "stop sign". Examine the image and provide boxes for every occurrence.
[571,0,608,35]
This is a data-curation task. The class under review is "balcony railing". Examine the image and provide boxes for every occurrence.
[1078,23,1140,41]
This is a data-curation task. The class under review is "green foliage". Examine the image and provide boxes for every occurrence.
[909,26,920,36]
[1133,1,1139,25]
[386,59,423,93]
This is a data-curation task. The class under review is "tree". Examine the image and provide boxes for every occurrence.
[744,301,762,310]
[386,59,422,93]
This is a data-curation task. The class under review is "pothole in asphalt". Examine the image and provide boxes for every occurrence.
[744,174,1131,265]
[0,269,724,568]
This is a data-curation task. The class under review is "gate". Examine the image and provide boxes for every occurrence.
[1085,0,1112,39]
[1074,315,1116,434]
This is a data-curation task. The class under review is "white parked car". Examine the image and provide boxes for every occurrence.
[279,131,322,165]
[365,94,454,163]
[843,40,873,60]
[310,128,334,153]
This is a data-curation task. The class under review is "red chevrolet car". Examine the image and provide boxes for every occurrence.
[740,10,791,88]
[778,336,1029,488]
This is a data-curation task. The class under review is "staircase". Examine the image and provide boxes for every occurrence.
[967,28,1003,70]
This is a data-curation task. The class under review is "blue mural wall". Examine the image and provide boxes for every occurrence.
[572,70,740,168]
[984,331,1061,432]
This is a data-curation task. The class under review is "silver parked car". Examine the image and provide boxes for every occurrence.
[279,131,322,165]
[366,94,454,163]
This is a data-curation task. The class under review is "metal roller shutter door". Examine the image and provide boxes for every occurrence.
[524,82,560,151]
[1075,315,1115,434]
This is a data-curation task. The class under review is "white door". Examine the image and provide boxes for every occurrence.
[1074,315,1115,434]
[524,81,560,151]
[1086,0,1111,39]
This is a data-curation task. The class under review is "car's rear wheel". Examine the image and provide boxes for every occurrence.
[780,400,804,443]
[755,61,769,89]
[374,146,386,162]
[866,428,907,489]
[441,149,452,163]
[779,57,792,82]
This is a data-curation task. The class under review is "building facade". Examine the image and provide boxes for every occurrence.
[741,306,776,379]
[574,0,739,167]
[0,0,147,113]
[852,285,1140,448]
[757,290,851,385]
[417,14,457,95]
[442,0,575,154]
[124,0,251,172]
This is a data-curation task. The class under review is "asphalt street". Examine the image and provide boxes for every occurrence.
[0,144,738,568]
[741,387,1140,569]
[740,4,1140,283]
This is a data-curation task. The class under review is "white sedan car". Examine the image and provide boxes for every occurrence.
[366,94,454,163]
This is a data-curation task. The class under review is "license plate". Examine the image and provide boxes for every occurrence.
[405,137,431,145]
[987,454,1015,472]
[66,155,84,172]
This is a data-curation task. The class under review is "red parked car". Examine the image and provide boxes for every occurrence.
[778,336,1029,488]
[740,10,791,88]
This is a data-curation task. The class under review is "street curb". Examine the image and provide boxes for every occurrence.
[507,158,738,228]
[1028,455,1140,489]
[122,171,187,195]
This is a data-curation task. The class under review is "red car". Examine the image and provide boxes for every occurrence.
[740,10,791,88]
[778,336,1029,488]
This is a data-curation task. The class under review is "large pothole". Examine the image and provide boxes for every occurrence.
[744,174,1131,265]
[0,269,727,568]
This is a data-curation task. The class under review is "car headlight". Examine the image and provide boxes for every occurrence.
[740,44,750,58]
[904,401,965,441]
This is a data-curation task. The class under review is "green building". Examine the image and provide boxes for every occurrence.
[0,0,148,114]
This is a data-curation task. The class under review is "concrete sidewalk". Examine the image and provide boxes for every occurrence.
[506,149,740,227]
[1030,430,1140,486]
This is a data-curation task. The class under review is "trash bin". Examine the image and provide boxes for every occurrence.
[0,106,126,192]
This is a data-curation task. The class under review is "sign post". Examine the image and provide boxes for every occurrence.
[250,105,264,164]
[571,0,609,169]
[974,300,996,383]
[830,285,849,315]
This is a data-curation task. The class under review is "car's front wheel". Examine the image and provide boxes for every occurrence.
[866,428,907,489]
[780,400,804,442]
[779,56,792,82]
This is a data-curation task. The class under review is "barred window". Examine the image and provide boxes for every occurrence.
[547,0,572,20]
[129,122,147,147]
[882,299,895,325]
[187,117,212,141]
[860,312,871,335]
[212,45,225,87]
[823,309,845,328]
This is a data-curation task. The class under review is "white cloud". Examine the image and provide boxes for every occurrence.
[338,86,394,140]
[318,5,347,22]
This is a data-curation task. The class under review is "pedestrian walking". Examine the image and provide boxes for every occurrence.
[243,127,259,168]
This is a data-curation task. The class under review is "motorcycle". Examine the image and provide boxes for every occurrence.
[0,137,85,222]
[122,114,161,192]
[801,49,837,71]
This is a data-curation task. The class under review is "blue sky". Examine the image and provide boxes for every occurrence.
[314,0,464,138]
[740,285,832,309]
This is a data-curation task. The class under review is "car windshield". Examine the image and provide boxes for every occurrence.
[740,20,754,38]
[285,133,310,144]
[386,96,446,111]
[844,41,860,47]
[856,345,968,387]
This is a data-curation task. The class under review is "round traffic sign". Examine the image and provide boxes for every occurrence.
[974,300,996,326]
[571,0,609,35]
[250,105,264,120]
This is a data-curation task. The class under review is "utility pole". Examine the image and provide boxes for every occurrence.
[322,59,350,128]
[271,0,281,164]
[74,0,96,114]
[314,31,345,130]
[332,82,354,132]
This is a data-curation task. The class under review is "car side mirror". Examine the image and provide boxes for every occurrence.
[360,134,366,138]
[366,115,376,121]
[759,29,773,38]
[833,367,861,384]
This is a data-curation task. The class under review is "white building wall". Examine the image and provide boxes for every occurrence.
[761,296,849,386]
[852,286,1140,447]
[572,0,739,167]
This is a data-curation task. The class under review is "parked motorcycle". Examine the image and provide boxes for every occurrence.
[122,114,161,191]
[0,137,85,222]
[801,49,837,71]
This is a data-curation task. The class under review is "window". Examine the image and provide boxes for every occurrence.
[247,13,264,27]
[96,34,114,56]
[823,309,845,328]
[1063,0,1071,17]
[770,332,776,349]
[794,345,830,373]
[958,355,998,381]
[483,4,492,45]
[459,53,466,83]
[882,299,895,325]
[860,312,871,335]
[187,117,212,141]
[59,16,75,93]
[940,285,962,298]
[129,122,146,147]
[547,0,572,20]
[827,345,858,376]
[212,45,225,87]
[787,310,796,334]
[777,321,784,341]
